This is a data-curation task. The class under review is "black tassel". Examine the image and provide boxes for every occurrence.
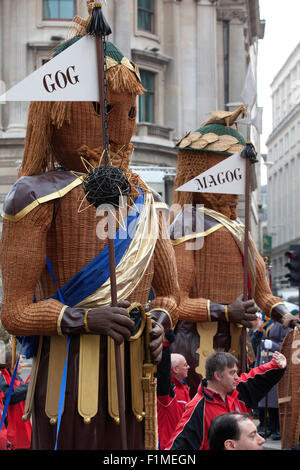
[86,3,112,37]
[241,141,258,163]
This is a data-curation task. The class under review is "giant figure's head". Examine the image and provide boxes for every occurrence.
[173,107,247,220]
[19,5,145,178]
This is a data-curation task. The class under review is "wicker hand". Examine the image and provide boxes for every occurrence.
[86,301,135,344]
[228,294,258,327]
[149,320,164,365]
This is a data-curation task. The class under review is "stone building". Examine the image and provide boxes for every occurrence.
[0,0,264,238]
[265,41,300,300]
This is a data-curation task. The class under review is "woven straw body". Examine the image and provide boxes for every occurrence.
[172,227,283,396]
[0,33,176,448]
[0,182,179,449]
[171,141,282,395]
[278,328,300,449]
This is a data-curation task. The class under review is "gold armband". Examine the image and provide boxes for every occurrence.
[224,305,230,322]
[281,313,291,323]
[84,309,92,333]
[148,308,173,330]
[57,305,68,336]
[268,302,285,318]
[207,300,211,322]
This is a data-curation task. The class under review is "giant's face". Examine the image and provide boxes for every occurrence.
[106,89,137,147]
[50,90,137,173]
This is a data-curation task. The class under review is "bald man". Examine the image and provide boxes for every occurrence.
[156,336,191,449]
[170,354,191,413]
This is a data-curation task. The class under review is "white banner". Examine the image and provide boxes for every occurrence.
[176,152,246,195]
[241,63,257,112]
[0,36,99,102]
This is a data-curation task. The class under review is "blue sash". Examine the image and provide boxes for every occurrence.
[49,189,144,307]
[21,188,145,358]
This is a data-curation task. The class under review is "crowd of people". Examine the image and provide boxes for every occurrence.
[156,331,289,451]
[0,325,292,452]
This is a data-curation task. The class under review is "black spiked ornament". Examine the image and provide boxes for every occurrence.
[83,166,131,208]
[86,3,112,37]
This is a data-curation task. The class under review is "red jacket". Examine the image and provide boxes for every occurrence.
[166,360,286,450]
[0,391,7,450]
[157,342,190,450]
[170,376,190,413]
[0,369,32,449]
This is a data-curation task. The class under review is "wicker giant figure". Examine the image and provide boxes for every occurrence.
[170,108,300,397]
[0,7,179,450]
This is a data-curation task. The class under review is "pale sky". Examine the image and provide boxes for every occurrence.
[257,0,300,184]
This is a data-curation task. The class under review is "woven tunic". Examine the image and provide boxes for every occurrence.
[0,176,179,450]
[171,219,282,397]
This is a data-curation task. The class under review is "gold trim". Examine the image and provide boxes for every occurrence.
[127,302,146,342]
[153,202,169,211]
[224,305,229,322]
[78,334,100,423]
[130,335,146,421]
[45,336,68,422]
[106,56,119,70]
[107,337,125,423]
[171,223,223,246]
[57,305,68,336]
[268,302,285,318]
[22,336,43,422]
[84,309,92,333]
[148,307,173,330]
[207,300,211,322]
[2,177,83,222]
[195,322,218,377]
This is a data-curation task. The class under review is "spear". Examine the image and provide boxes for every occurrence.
[85,2,128,449]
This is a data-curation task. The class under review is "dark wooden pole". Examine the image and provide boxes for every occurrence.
[96,35,127,450]
[241,154,251,373]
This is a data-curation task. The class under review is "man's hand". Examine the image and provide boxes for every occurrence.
[272,351,287,369]
[86,300,135,344]
[282,313,300,331]
[149,320,164,364]
[228,294,258,327]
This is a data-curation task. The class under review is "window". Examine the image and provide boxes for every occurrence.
[43,0,75,20]
[138,0,154,33]
[139,70,155,123]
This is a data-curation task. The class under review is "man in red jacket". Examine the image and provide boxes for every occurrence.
[170,353,191,413]
[157,332,191,449]
[166,350,286,450]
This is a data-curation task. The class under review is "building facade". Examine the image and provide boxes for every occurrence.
[0,0,264,232]
[266,42,300,301]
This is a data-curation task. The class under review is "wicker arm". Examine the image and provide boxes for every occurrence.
[0,202,64,336]
[148,207,180,331]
